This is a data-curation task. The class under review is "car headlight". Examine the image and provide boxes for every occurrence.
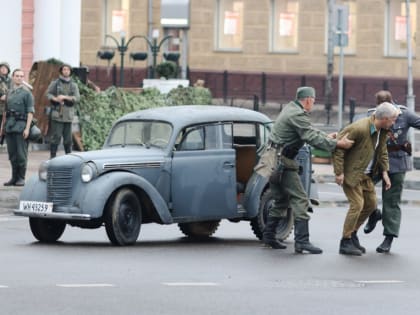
[81,162,97,183]
[38,161,49,181]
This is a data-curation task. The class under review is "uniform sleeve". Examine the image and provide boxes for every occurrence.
[46,80,56,100]
[290,111,336,151]
[25,91,35,113]
[377,132,389,172]
[72,82,80,104]
[332,125,357,176]
[406,110,420,129]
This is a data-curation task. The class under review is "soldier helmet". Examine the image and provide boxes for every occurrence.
[59,64,73,75]
[0,62,10,75]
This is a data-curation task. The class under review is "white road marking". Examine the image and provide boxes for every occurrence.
[0,285,8,288]
[355,280,405,284]
[162,282,220,287]
[0,215,25,222]
[57,283,115,288]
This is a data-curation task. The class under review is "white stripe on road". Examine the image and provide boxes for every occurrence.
[162,282,220,287]
[0,215,25,222]
[355,280,404,284]
[0,285,8,288]
[57,283,115,288]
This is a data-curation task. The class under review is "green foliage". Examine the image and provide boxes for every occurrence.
[76,82,213,151]
[155,61,178,79]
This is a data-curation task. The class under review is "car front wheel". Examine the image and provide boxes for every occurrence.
[29,218,66,243]
[250,189,294,241]
[105,188,142,246]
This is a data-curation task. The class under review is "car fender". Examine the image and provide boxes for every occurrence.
[79,172,173,224]
[242,172,268,218]
[19,174,48,202]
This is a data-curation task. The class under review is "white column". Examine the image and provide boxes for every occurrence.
[33,0,81,67]
[0,0,22,69]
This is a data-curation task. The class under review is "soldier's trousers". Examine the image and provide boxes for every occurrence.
[269,169,310,221]
[6,132,29,169]
[342,174,377,238]
[382,172,405,237]
[50,120,72,147]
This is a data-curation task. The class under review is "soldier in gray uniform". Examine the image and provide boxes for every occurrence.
[264,86,353,254]
[46,64,80,158]
[0,69,34,186]
[364,90,420,253]
[0,62,11,130]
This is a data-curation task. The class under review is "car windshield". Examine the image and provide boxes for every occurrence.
[106,120,173,148]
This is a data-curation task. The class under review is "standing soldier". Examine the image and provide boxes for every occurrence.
[364,90,420,253]
[260,86,353,254]
[0,69,34,186]
[0,62,11,132]
[46,64,80,158]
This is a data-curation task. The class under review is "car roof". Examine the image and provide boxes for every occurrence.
[118,105,272,126]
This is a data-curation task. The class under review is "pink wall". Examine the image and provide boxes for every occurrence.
[22,0,34,79]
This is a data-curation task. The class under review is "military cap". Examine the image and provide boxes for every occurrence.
[59,63,73,75]
[0,62,10,75]
[296,86,316,99]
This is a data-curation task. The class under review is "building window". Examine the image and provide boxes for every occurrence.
[215,0,244,51]
[270,0,299,52]
[103,0,130,43]
[385,0,417,57]
[333,0,357,54]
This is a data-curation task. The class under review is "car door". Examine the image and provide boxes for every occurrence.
[171,123,238,220]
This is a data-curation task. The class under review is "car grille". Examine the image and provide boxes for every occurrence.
[47,168,73,206]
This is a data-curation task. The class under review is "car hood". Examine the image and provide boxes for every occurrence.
[47,147,167,171]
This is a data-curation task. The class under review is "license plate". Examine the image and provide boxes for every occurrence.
[19,201,53,214]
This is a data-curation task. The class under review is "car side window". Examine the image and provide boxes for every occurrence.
[178,127,205,151]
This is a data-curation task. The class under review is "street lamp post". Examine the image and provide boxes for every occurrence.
[105,32,145,87]
[101,30,173,86]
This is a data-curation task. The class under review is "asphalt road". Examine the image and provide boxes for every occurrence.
[1,204,420,315]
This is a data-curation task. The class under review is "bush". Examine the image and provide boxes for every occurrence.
[76,81,213,150]
[155,61,178,79]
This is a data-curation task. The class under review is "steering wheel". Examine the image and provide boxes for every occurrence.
[149,138,168,146]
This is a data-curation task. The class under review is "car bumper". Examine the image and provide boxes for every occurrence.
[13,209,92,220]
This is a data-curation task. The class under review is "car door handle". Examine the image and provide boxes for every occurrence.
[223,162,235,168]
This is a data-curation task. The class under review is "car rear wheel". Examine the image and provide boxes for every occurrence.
[29,218,66,243]
[250,189,294,241]
[105,188,142,246]
[178,220,220,239]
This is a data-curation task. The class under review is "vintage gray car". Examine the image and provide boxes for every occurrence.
[15,105,315,246]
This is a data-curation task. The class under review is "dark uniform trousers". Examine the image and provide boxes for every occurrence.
[6,132,29,177]
[382,172,405,237]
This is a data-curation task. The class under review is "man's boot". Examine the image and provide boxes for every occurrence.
[14,167,26,187]
[364,209,382,234]
[376,235,394,253]
[351,231,366,254]
[64,144,72,154]
[339,238,363,256]
[4,166,18,186]
[294,219,322,254]
[50,144,58,159]
[262,216,287,249]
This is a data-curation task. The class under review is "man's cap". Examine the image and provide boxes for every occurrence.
[296,86,316,99]
[0,62,10,74]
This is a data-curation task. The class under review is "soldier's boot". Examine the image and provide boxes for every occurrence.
[262,216,287,249]
[64,144,72,154]
[294,219,322,254]
[376,235,394,253]
[50,144,58,159]
[364,209,382,234]
[14,167,26,187]
[4,166,18,186]
[339,238,363,256]
[351,231,366,254]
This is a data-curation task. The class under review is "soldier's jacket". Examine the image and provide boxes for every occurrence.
[47,77,80,123]
[4,85,34,134]
[270,100,337,152]
[333,116,389,187]
[0,75,11,113]
[387,106,420,173]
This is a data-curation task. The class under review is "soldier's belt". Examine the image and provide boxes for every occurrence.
[6,110,27,120]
